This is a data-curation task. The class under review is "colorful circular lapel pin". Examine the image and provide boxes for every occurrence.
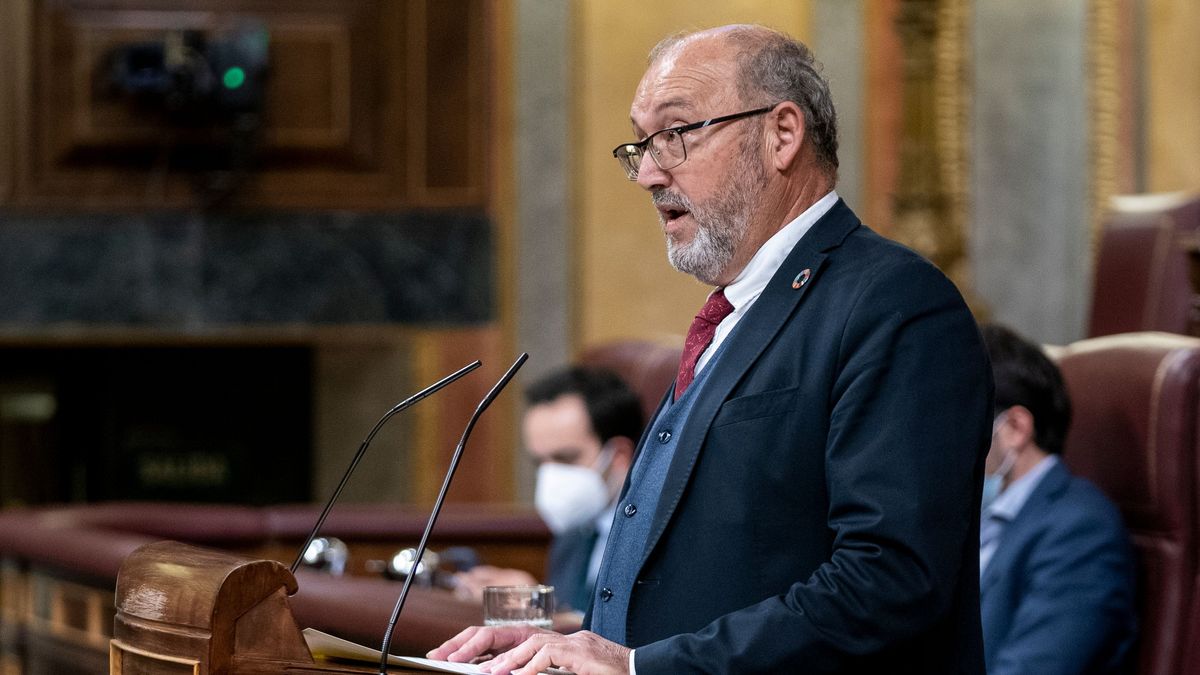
[792,268,812,289]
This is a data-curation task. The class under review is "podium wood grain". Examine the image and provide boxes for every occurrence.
[112,541,429,675]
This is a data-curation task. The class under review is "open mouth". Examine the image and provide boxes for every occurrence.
[652,190,692,229]
[658,207,690,225]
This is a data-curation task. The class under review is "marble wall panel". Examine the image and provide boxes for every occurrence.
[0,210,494,328]
[969,1,1092,344]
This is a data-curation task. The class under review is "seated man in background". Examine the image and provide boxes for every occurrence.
[979,323,1137,674]
[454,366,644,620]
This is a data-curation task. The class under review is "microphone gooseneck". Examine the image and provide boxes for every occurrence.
[378,353,529,674]
[290,360,482,575]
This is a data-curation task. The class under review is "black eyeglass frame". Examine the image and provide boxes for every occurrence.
[611,105,775,180]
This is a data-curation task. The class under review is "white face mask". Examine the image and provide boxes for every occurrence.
[981,413,1016,512]
[534,446,614,535]
[981,451,1016,512]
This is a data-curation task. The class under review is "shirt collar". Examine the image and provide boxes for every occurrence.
[595,499,615,537]
[985,454,1059,522]
[722,190,839,312]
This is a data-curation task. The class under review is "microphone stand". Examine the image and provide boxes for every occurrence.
[378,353,528,674]
[290,360,482,574]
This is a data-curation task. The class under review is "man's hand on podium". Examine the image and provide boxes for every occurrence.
[429,625,630,675]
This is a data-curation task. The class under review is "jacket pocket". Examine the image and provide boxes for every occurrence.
[711,385,800,428]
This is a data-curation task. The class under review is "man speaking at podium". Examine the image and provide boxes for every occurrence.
[430,24,992,674]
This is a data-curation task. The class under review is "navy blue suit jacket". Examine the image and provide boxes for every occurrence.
[981,460,1137,674]
[546,524,600,613]
[594,200,994,673]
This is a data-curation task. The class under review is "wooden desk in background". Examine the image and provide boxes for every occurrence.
[0,503,550,675]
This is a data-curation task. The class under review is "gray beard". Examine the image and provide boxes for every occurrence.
[656,152,764,286]
[666,214,739,286]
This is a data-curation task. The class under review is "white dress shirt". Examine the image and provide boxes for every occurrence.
[979,454,1059,576]
[694,190,839,375]
[587,500,615,587]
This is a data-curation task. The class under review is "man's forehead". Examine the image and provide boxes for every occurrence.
[630,39,739,124]
[523,395,601,462]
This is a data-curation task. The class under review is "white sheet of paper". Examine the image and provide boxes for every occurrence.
[302,627,485,674]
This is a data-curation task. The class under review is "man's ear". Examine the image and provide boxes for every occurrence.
[1004,405,1038,454]
[609,436,636,475]
[767,101,805,171]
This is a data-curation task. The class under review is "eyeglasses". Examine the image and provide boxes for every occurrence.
[612,106,774,180]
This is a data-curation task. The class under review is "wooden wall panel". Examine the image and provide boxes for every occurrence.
[407,0,488,206]
[9,0,488,210]
[0,2,26,204]
[422,0,479,193]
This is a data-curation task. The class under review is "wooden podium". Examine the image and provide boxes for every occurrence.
[110,540,425,674]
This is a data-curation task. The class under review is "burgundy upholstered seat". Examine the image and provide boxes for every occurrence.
[579,339,683,420]
[1088,194,1200,338]
[1056,332,1200,675]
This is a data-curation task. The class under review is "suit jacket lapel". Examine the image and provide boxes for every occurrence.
[637,199,861,568]
[980,460,1071,594]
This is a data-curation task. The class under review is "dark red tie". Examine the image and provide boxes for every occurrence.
[675,288,735,399]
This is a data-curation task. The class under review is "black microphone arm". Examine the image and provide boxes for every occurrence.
[290,360,482,574]
[379,352,529,674]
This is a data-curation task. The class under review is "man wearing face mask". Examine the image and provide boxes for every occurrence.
[454,366,644,619]
[979,324,1136,674]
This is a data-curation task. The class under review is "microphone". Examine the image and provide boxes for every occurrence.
[378,352,529,674]
[290,360,482,574]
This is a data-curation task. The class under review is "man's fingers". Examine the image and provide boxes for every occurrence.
[452,625,537,663]
[510,643,560,675]
[429,625,519,663]
[427,625,481,660]
[477,632,556,674]
[481,631,627,675]
[439,626,559,669]
[446,628,505,663]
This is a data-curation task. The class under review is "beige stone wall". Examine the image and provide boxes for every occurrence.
[1145,0,1200,192]
[571,2,812,349]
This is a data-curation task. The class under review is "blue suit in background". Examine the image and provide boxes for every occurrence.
[545,524,601,613]
[981,460,1137,674]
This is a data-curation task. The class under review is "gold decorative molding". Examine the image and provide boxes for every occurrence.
[933,0,971,291]
[1088,0,1121,260]
[892,0,975,304]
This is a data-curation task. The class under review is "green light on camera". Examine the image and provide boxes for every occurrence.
[222,67,246,90]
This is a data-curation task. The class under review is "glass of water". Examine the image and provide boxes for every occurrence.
[482,585,555,628]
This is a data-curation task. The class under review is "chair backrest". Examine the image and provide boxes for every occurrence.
[578,339,682,421]
[1185,595,1200,673]
[1055,332,1200,675]
[1088,194,1200,338]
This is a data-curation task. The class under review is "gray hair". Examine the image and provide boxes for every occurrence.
[649,26,839,179]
